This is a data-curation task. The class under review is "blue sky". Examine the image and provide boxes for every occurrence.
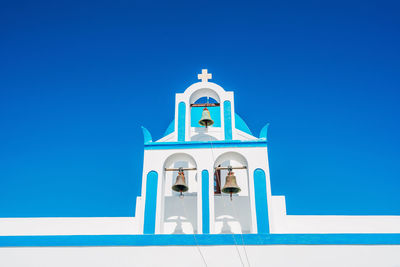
[0,0,399,217]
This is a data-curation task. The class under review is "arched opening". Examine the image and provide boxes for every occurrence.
[213,152,253,234]
[188,88,223,141]
[161,153,198,234]
[190,97,221,128]
[193,96,219,104]
[189,88,221,105]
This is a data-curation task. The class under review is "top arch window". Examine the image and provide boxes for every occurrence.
[189,88,221,104]
[193,97,219,105]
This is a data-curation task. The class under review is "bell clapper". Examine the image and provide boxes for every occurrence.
[228,167,233,201]
[179,191,184,199]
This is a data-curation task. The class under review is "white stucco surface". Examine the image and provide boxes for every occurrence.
[0,218,138,236]
[1,245,399,267]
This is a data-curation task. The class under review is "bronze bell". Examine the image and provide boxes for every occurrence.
[172,170,189,196]
[222,170,241,200]
[199,107,214,128]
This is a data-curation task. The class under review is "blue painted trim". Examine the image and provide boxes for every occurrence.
[1,234,399,247]
[178,102,186,141]
[202,170,210,234]
[259,123,270,140]
[224,101,232,140]
[254,169,270,233]
[143,171,158,234]
[141,126,152,144]
[144,140,267,150]
[235,113,253,135]
[163,120,175,137]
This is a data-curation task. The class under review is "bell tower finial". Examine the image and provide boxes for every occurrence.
[197,69,212,82]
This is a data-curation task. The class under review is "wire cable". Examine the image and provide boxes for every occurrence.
[179,196,208,267]
[208,135,247,267]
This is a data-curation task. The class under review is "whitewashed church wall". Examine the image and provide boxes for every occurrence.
[268,195,400,234]
[140,146,271,234]
[269,195,288,233]
[0,218,138,236]
[2,213,400,236]
[1,245,399,267]
[156,125,255,143]
[134,196,144,233]
[234,129,258,140]
[162,195,197,234]
[276,215,400,233]
[190,127,223,141]
[156,132,175,142]
[214,195,253,234]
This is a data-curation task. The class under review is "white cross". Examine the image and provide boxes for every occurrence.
[197,69,212,82]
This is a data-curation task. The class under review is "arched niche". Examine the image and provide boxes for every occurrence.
[212,151,253,234]
[189,88,222,131]
[189,88,221,104]
[214,151,248,167]
[188,88,223,144]
[161,153,198,234]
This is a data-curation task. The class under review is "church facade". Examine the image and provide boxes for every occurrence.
[1,70,400,266]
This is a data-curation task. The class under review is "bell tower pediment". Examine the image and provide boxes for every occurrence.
[154,69,257,143]
[138,69,271,236]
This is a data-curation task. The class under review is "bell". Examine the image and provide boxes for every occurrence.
[172,171,189,196]
[199,107,214,128]
[222,171,241,200]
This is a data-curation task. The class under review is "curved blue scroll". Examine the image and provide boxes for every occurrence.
[259,123,270,141]
[141,126,153,144]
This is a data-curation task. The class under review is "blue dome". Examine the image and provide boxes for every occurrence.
[163,120,175,136]
[235,113,253,135]
[162,114,253,137]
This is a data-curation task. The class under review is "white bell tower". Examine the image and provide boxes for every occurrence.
[137,69,271,235]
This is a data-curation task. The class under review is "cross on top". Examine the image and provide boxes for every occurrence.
[197,69,212,82]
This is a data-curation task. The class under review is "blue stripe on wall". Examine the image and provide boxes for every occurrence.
[145,140,267,150]
[143,171,158,234]
[254,168,270,234]
[223,101,232,140]
[1,234,399,247]
[178,102,186,141]
[202,170,210,234]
